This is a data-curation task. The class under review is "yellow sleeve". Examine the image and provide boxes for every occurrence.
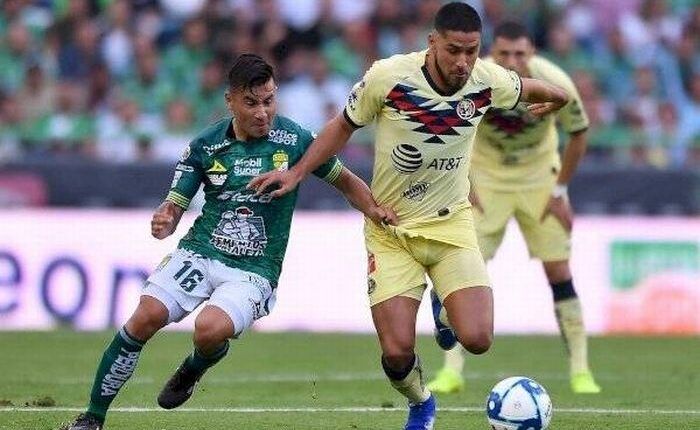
[481,60,523,110]
[343,60,392,128]
[554,73,589,134]
[533,57,589,133]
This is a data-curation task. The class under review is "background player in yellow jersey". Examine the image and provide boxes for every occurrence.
[427,21,601,396]
[249,4,570,429]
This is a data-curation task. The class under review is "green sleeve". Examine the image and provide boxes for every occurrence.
[166,140,205,209]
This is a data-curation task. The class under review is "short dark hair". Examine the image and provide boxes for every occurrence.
[493,21,531,42]
[434,2,482,34]
[227,53,275,91]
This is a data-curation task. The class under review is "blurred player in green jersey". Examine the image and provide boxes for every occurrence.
[427,21,601,396]
[63,54,395,430]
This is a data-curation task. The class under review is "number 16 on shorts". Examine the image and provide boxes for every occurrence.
[147,249,212,311]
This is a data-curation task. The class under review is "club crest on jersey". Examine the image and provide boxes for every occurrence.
[456,99,476,120]
[207,159,228,185]
[391,144,423,174]
[210,207,268,257]
[272,150,289,171]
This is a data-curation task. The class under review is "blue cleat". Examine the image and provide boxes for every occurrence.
[430,290,457,350]
[405,393,436,430]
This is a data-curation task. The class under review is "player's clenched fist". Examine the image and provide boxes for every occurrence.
[151,212,175,239]
[368,205,398,226]
[151,201,182,239]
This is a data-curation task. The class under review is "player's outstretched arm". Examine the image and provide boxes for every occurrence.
[520,78,570,117]
[248,114,356,197]
[331,167,398,226]
[151,200,185,239]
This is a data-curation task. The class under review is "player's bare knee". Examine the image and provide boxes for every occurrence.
[125,297,168,341]
[194,316,233,351]
[458,331,492,355]
[381,341,415,368]
[125,313,164,341]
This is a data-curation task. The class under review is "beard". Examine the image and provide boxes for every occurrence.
[435,58,468,93]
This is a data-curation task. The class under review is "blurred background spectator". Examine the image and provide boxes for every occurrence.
[0,0,698,212]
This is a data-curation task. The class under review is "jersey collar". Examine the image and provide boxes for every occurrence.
[421,51,461,97]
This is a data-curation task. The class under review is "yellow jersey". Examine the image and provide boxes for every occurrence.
[344,50,522,246]
[472,55,589,191]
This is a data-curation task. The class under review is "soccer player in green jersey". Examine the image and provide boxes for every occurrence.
[64,54,395,430]
[249,4,570,429]
[427,22,601,396]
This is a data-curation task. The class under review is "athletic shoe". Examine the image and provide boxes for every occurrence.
[426,367,464,394]
[571,370,602,394]
[404,393,436,430]
[430,290,457,350]
[62,413,102,430]
[157,364,205,409]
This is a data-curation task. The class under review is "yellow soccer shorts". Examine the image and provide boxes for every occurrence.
[364,220,490,307]
[474,184,571,262]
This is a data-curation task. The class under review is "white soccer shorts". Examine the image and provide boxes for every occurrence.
[143,248,276,336]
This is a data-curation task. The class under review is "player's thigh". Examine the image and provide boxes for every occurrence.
[443,286,494,353]
[427,242,490,303]
[474,186,514,260]
[208,265,275,337]
[514,188,571,261]
[371,295,421,357]
[365,226,427,306]
[427,241,493,349]
[143,248,214,324]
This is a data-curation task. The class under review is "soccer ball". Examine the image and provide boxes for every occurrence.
[486,376,553,430]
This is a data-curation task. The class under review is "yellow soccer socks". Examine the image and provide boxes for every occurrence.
[552,279,601,394]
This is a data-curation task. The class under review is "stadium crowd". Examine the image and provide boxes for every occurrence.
[0,0,699,169]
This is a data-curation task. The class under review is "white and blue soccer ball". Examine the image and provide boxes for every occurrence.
[486,376,553,430]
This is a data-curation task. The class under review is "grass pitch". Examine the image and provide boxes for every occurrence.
[1,331,698,429]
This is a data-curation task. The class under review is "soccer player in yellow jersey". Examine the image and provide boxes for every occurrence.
[250,4,569,429]
[427,21,601,396]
